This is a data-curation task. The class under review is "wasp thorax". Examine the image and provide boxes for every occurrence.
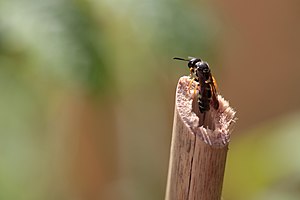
[196,62,209,70]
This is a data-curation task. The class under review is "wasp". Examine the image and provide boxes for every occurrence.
[174,57,219,113]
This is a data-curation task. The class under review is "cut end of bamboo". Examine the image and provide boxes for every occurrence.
[176,76,237,148]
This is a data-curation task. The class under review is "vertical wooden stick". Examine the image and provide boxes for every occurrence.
[165,77,236,200]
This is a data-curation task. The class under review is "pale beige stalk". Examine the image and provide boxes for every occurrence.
[165,76,236,200]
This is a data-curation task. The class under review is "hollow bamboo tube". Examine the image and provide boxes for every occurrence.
[165,76,236,200]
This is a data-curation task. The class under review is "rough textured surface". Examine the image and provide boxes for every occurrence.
[176,76,236,148]
[165,76,237,200]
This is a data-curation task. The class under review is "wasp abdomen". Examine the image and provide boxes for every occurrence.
[198,100,210,113]
[198,83,212,113]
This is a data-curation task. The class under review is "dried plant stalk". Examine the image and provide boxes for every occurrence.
[165,76,236,200]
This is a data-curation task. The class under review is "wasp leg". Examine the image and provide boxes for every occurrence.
[187,77,195,94]
[192,83,198,98]
[187,68,195,91]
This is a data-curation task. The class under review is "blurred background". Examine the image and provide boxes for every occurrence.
[0,0,300,199]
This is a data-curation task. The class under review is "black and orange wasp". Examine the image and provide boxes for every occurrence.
[173,57,219,113]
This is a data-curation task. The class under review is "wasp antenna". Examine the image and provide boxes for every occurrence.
[173,57,190,62]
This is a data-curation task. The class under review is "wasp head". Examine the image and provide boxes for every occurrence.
[187,58,201,69]
[187,58,201,76]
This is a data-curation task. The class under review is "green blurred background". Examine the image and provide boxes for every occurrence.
[1,0,300,199]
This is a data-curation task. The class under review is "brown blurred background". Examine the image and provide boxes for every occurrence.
[0,0,300,199]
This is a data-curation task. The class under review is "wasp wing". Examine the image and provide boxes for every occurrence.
[210,75,219,110]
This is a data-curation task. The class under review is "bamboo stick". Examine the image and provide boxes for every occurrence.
[165,76,236,200]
